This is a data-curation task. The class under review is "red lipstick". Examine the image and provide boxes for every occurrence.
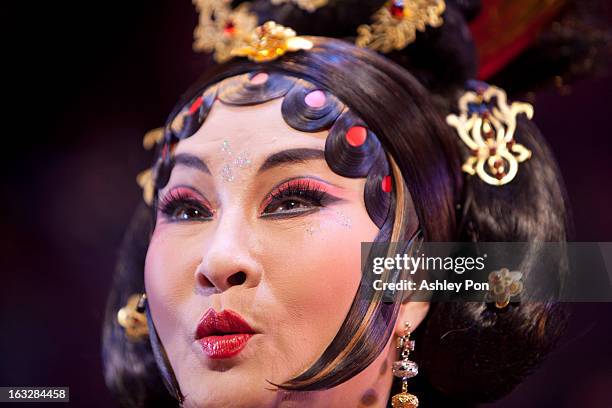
[195,309,255,359]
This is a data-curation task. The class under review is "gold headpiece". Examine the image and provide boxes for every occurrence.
[446,81,534,186]
[193,0,443,60]
[192,0,258,63]
[356,0,446,52]
[231,21,313,62]
[192,0,312,63]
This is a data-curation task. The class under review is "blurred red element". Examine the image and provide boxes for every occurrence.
[470,0,567,79]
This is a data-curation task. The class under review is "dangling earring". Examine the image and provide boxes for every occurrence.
[117,293,149,342]
[391,322,419,408]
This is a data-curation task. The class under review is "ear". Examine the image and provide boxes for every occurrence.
[393,301,430,337]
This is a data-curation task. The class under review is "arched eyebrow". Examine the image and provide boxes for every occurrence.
[172,148,325,176]
[174,153,211,174]
[257,148,325,174]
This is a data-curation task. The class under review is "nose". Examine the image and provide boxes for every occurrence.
[195,210,262,293]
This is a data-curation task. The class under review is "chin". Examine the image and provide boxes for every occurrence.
[179,371,279,408]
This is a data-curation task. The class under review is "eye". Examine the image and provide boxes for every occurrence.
[159,188,213,222]
[263,198,315,215]
[261,179,339,218]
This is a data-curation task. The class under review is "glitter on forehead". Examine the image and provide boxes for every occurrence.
[221,139,233,155]
[218,139,252,182]
[233,152,252,168]
[221,164,234,182]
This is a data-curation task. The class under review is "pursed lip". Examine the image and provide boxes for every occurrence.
[195,309,256,359]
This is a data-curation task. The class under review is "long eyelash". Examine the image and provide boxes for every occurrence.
[158,189,209,218]
[269,179,328,205]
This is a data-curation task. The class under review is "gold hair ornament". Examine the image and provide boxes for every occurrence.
[356,0,445,53]
[117,293,149,341]
[485,268,523,308]
[136,168,155,206]
[192,0,258,63]
[136,127,165,206]
[446,82,534,186]
[270,0,328,13]
[230,21,313,62]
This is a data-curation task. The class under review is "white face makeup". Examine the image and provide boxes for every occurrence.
[144,96,402,407]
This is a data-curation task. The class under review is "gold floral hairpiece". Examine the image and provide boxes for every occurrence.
[192,0,258,63]
[192,0,312,63]
[230,21,313,62]
[356,0,446,53]
[193,0,443,60]
[485,268,523,308]
[446,81,534,186]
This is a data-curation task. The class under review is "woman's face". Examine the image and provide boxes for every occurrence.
[145,96,388,407]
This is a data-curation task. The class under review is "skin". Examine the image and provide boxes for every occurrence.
[145,96,429,408]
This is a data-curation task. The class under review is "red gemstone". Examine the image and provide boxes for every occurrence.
[506,139,515,149]
[489,146,497,155]
[382,176,392,193]
[224,21,236,35]
[493,159,503,169]
[389,2,404,18]
[496,172,505,180]
[189,96,203,115]
[346,126,367,147]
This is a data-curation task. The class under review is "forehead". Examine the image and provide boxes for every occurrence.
[174,97,327,159]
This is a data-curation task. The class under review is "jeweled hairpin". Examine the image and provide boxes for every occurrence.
[356,0,445,53]
[485,268,523,308]
[192,0,312,63]
[192,0,258,63]
[230,21,313,62]
[446,81,534,186]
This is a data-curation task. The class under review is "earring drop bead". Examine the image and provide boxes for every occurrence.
[392,360,418,378]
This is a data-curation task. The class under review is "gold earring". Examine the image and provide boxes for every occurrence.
[391,322,419,408]
[117,293,149,342]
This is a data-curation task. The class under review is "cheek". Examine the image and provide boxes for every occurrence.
[257,207,379,362]
[144,226,202,345]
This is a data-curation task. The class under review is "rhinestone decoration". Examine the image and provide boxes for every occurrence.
[392,360,419,378]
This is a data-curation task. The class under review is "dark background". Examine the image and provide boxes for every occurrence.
[1,1,611,407]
